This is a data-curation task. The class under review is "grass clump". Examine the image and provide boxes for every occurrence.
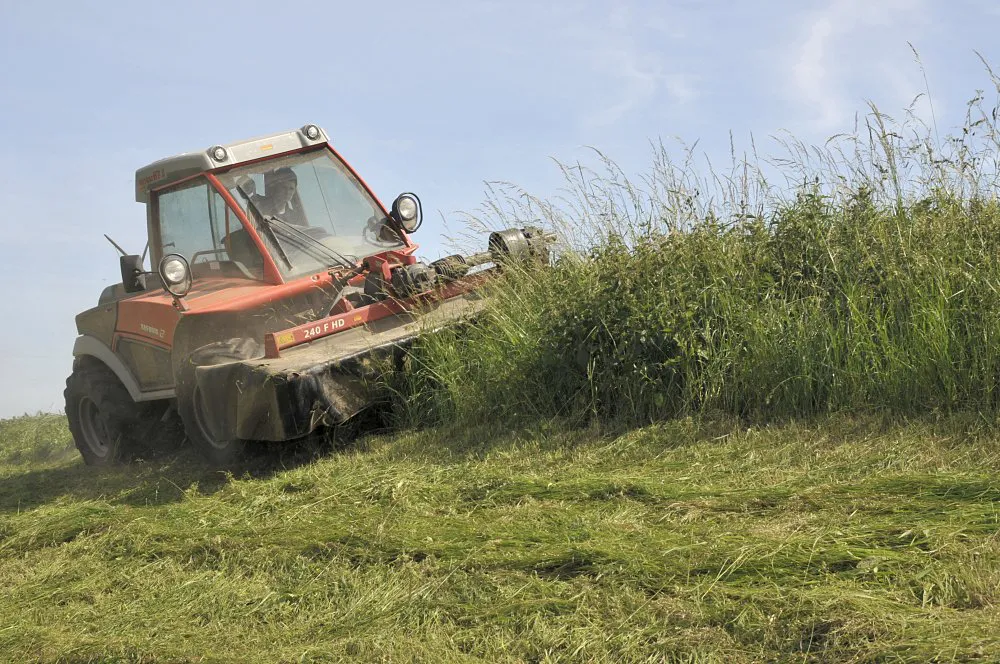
[395,89,1000,430]
[0,413,75,466]
[404,192,1000,426]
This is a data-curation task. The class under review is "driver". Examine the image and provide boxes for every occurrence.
[249,167,308,226]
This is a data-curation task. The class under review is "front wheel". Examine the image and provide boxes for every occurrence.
[175,339,258,466]
[64,361,140,465]
[177,380,246,466]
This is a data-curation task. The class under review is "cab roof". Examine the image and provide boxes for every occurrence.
[134,124,329,203]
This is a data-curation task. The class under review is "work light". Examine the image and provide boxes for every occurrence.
[158,254,192,297]
[392,193,422,233]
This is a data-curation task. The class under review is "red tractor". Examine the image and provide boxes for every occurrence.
[66,124,552,464]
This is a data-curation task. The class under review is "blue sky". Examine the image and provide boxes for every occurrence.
[1,0,998,417]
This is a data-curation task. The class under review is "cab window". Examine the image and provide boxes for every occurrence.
[155,178,264,280]
[218,149,404,279]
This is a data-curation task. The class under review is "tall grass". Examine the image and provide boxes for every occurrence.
[394,85,1000,429]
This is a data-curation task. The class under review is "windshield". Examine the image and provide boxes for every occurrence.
[217,149,406,278]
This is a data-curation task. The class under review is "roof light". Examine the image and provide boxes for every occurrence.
[209,146,228,162]
[303,124,321,140]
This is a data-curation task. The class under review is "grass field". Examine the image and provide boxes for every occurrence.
[10,89,1000,662]
[2,412,999,662]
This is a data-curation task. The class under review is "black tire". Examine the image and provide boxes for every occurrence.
[64,360,144,466]
[175,339,258,466]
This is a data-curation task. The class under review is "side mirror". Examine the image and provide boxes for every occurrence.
[120,255,146,293]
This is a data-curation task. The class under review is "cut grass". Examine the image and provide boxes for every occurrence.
[1,413,999,662]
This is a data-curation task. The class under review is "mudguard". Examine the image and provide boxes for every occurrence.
[72,335,175,402]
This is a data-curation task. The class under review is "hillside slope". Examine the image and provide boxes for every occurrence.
[1,413,998,662]
[11,97,1000,662]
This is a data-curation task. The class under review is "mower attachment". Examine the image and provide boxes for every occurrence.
[190,288,486,441]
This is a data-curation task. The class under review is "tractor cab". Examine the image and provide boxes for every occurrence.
[127,124,421,299]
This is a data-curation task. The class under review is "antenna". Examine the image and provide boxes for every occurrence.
[104,234,128,257]
[140,242,149,265]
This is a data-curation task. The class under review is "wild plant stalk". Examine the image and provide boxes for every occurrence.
[392,83,1000,429]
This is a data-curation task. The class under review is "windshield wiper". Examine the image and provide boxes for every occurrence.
[234,184,293,271]
[256,216,294,271]
[263,215,357,270]
[234,181,357,272]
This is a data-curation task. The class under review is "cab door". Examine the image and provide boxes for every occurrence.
[114,176,264,392]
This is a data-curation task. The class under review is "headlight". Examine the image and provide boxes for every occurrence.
[162,258,186,284]
[397,197,417,222]
[392,193,422,233]
[158,254,191,297]
[302,124,321,140]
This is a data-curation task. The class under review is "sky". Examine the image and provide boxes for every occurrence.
[1,0,999,417]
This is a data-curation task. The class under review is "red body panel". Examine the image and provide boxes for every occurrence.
[114,292,182,348]
[263,273,489,358]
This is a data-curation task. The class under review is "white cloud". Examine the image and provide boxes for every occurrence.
[788,0,931,134]
[572,4,695,130]
[581,46,665,129]
[793,12,842,131]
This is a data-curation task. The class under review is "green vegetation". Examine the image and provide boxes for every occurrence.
[394,93,1000,430]
[2,413,1000,662]
[7,94,1000,661]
